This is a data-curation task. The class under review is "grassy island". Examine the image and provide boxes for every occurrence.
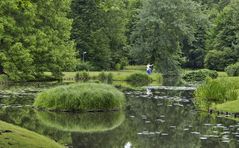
[34,83,125,112]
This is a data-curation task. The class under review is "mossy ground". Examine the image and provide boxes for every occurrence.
[0,120,63,148]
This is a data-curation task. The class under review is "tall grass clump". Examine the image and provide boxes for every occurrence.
[34,83,125,112]
[126,73,152,86]
[195,78,239,110]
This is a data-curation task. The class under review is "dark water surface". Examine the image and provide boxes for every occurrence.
[0,83,239,148]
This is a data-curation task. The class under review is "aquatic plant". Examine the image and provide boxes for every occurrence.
[37,111,125,132]
[34,83,125,112]
[195,78,239,110]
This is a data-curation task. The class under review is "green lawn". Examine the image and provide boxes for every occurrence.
[60,69,161,82]
[0,120,63,148]
[213,99,239,113]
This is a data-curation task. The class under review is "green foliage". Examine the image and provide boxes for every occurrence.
[75,71,90,82]
[205,1,239,70]
[0,74,9,82]
[131,0,206,75]
[0,0,76,81]
[204,49,237,70]
[183,69,218,82]
[195,78,239,110]
[34,83,125,112]
[37,111,125,132]
[76,62,93,71]
[126,73,152,86]
[225,62,239,76]
[98,72,113,84]
[115,63,121,71]
[71,0,128,70]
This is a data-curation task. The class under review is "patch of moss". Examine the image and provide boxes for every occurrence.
[0,120,63,148]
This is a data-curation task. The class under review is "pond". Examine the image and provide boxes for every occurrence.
[0,82,239,148]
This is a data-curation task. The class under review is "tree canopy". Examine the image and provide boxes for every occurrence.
[131,0,206,75]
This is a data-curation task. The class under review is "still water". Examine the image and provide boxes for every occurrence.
[0,83,239,148]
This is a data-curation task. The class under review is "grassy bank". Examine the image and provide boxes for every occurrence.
[0,120,63,148]
[34,83,125,112]
[212,99,239,113]
[195,77,239,111]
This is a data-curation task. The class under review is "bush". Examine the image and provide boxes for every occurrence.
[75,71,90,82]
[126,73,152,86]
[37,111,125,132]
[115,63,121,71]
[195,78,239,110]
[98,72,113,84]
[225,62,239,76]
[0,74,9,82]
[76,62,93,71]
[205,49,237,71]
[34,83,125,112]
[183,69,218,82]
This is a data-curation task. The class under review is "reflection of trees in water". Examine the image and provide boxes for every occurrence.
[71,93,239,148]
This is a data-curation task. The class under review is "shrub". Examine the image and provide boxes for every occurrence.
[183,69,218,82]
[76,62,93,71]
[126,73,152,86]
[98,72,113,84]
[195,78,239,110]
[34,83,125,112]
[0,74,9,82]
[225,62,239,76]
[37,111,125,132]
[205,49,237,71]
[115,63,121,71]
[75,71,90,82]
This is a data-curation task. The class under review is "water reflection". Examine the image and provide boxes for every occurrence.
[0,84,239,147]
[37,111,125,132]
[162,75,182,86]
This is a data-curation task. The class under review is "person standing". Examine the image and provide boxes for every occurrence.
[146,64,153,74]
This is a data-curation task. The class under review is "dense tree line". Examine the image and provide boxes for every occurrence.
[0,0,76,80]
[0,0,239,80]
